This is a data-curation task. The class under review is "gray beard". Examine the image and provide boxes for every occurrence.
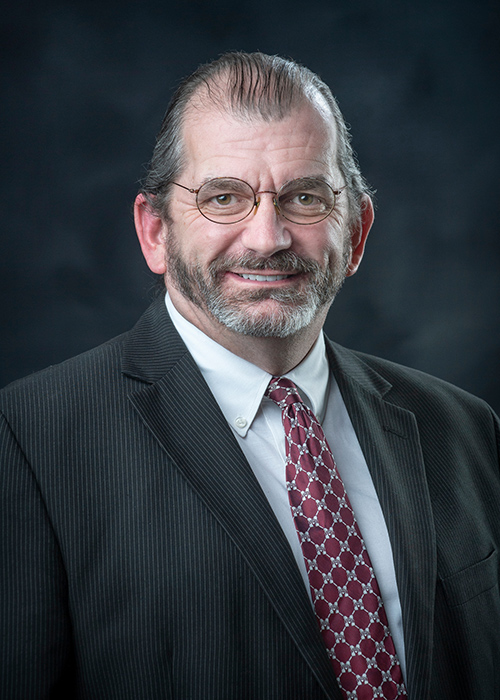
[166,240,351,338]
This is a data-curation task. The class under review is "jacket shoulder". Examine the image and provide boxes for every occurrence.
[0,331,130,409]
[328,340,496,418]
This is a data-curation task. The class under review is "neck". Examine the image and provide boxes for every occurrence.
[212,324,323,376]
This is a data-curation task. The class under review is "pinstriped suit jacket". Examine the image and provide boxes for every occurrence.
[1,295,499,699]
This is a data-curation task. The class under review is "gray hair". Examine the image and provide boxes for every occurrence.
[140,51,373,228]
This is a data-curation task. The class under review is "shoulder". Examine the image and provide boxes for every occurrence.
[0,294,175,408]
[0,332,130,416]
[327,340,500,486]
[326,338,498,427]
[0,294,188,438]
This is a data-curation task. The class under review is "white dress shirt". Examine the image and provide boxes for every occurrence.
[165,293,406,677]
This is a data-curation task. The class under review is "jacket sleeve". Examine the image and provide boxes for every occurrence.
[0,412,75,699]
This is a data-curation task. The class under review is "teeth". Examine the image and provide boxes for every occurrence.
[239,273,290,281]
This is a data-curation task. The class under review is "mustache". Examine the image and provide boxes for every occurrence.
[208,251,323,276]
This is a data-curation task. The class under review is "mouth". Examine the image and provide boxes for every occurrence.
[236,273,294,282]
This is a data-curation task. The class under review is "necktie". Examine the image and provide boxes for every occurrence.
[266,376,407,700]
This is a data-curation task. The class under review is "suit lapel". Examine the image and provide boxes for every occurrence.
[122,297,342,700]
[326,340,436,700]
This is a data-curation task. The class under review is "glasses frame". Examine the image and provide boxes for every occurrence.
[170,177,346,225]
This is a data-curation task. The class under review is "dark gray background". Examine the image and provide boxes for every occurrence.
[2,0,499,411]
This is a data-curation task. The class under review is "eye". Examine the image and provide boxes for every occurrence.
[213,193,235,206]
[197,179,253,209]
[293,192,317,206]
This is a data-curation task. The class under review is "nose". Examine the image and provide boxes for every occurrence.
[240,192,292,256]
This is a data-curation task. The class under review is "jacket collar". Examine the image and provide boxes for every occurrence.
[121,294,190,383]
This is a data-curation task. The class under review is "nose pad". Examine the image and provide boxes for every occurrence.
[254,194,281,218]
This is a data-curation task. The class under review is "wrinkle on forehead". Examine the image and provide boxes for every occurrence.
[181,97,339,177]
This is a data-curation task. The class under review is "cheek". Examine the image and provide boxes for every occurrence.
[172,219,240,266]
[294,225,346,266]
[324,217,352,261]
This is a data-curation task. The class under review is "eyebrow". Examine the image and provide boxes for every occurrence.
[194,173,337,189]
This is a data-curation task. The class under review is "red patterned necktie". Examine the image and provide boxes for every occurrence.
[266,376,407,700]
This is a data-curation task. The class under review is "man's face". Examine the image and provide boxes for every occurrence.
[160,99,361,341]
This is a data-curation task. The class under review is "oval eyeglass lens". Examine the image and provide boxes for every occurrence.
[197,178,255,222]
[278,179,336,223]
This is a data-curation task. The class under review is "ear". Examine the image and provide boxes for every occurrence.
[346,195,374,277]
[134,194,167,274]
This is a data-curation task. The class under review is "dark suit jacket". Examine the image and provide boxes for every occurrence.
[1,295,499,700]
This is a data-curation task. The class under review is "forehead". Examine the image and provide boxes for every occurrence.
[180,98,339,184]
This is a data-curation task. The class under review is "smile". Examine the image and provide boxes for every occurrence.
[237,273,293,282]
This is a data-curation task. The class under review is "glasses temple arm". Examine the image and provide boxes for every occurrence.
[170,182,197,194]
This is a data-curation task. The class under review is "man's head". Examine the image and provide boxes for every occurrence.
[134,52,374,348]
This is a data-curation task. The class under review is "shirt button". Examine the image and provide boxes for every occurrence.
[235,416,247,429]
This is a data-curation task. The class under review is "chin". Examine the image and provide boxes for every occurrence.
[210,299,324,338]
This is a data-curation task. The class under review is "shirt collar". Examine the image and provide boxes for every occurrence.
[165,293,331,436]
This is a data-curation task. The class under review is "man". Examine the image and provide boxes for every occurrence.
[0,52,498,700]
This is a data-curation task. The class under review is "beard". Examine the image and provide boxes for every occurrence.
[165,231,351,338]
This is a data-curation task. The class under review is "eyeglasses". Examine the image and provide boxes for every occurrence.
[170,177,345,225]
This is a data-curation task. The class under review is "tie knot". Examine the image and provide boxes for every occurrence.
[266,376,304,409]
